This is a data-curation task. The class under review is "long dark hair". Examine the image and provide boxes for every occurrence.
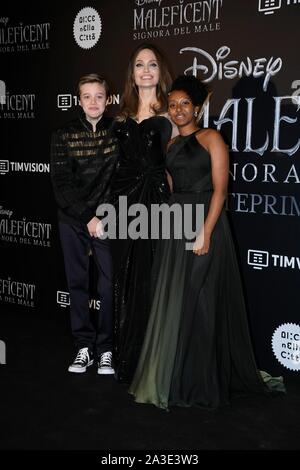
[118,43,173,120]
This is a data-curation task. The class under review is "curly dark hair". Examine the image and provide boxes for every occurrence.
[169,75,209,106]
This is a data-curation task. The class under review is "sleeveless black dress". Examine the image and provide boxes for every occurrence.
[129,131,284,409]
[110,116,172,383]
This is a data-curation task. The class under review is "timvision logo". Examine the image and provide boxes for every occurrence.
[248,249,300,271]
[57,290,100,310]
[57,92,120,111]
[0,160,50,175]
[258,0,300,15]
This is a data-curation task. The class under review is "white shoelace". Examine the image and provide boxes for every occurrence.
[99,351,112,366]
[74,347,89,363]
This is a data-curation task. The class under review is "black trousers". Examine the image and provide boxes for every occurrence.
[59,222,113,356]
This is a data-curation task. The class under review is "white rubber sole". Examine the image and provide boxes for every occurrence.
[68,359,94,373]
[97,367,115,375]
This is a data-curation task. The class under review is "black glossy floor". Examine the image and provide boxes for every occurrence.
[1,308,300,457]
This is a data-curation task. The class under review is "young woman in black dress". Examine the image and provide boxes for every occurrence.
[129,75,285,409]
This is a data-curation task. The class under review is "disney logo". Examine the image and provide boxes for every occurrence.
[180,46,282,92]
[135,0,163,7]
[0,17,9,26]
[0,206,13,218]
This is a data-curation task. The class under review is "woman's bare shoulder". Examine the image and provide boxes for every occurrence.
[196,128,226,149]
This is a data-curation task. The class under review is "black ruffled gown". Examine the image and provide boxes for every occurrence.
[129,130,285,409]
[111,116,172,383]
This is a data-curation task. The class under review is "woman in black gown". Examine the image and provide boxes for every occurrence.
[129,75,285,409]
[111,43,175,383]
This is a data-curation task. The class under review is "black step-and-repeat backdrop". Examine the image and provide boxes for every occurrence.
[1,1,300,376]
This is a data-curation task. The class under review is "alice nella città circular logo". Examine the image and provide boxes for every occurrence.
[272,323,300,371]
[73,7,102,50]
